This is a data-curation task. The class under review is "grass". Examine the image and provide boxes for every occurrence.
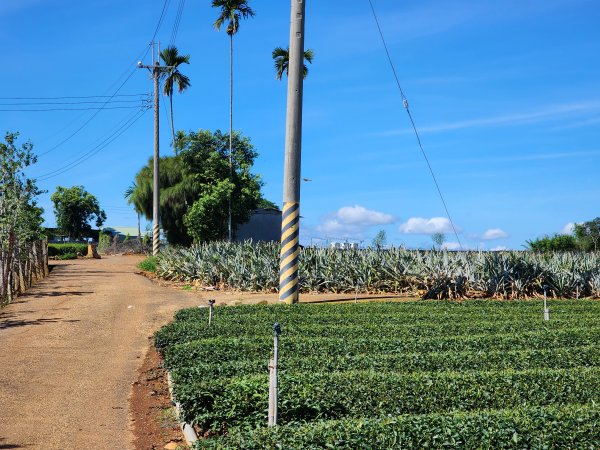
[138,256,157,272]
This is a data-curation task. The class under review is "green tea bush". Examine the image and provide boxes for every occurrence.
[154,301,600,447]
[196,404,600,449]
[48,243,88,257]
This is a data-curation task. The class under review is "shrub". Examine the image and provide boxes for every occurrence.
[48,243,88,257]
[137,256,157,272]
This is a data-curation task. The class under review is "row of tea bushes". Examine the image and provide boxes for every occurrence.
[154,301,600,448]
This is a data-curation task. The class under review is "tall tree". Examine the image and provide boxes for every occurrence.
[124,182,142,239]
[129,129,270,245]
[159,45,191,146]
[272,46,314,80]
[574,218,600,251]
[212,0,255,241]
[51,186,106,240]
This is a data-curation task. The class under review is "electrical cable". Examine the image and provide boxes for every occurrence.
[170,0,186,47]
[31,0,171,168]
[0,94,148,100]
[37,109,148,181]
[36,108,143,178]
[151,0,172,45]
[367,0,463,250]
[1,106,148,112]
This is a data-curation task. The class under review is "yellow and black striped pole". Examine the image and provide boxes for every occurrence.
[279,0,306,304]
[279,202,300,303]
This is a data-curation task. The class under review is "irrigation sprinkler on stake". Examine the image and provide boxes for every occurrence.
[543,285,550,321]
[268,322,281,427]
[208,299,215,326]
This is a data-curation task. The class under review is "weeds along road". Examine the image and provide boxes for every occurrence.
[0,255,201,450]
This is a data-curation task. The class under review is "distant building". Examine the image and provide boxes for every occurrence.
[235,208,282,243]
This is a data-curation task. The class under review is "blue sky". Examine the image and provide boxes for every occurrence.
[2,0,599,249]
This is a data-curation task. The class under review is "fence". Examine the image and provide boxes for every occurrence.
[0,237,48,306]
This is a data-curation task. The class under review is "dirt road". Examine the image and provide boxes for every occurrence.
[0,255,201,450]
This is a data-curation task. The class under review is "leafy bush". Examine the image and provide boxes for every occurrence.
[98,233,111,253]
[155,301,600,446]
[196,404,600,449]
[48,243,88,257]
[56,252,78,260]
[137,256,157,272]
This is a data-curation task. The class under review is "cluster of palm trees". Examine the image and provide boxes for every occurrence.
[130,0,314,241]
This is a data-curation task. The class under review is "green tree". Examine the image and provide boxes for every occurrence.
[159,45,191,145]
[574,218,600,251]
[431,232,446,250]
[372,229,387,250]
[51,186,106,240]
[124,182,142,239]
[129,129,269,245]
[526,234,578,252]
[0,132,44,245]
[212,0,255,240]
[272,46,314,80]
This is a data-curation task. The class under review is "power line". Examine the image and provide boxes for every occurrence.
[1,99,147,106]
[1,106,148,112]
[37,109,148,181]
[151,0,172,45]
[33,1,172,165]
[170,0,186,47]
[0,94,148,100]
[367,0,464,250]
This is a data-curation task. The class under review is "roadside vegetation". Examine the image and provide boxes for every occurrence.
[153,242,600,299]
[155,300,600,448]
[137,256,157,273]
[48,243,88,260]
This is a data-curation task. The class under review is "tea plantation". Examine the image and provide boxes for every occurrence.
[155,301,600,449]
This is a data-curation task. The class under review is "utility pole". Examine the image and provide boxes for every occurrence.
[279,0,306,304]
[138,43,172,256]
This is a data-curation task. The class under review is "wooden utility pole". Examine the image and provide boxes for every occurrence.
[279,0,306,304]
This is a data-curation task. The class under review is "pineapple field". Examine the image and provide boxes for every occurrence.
[155,242,600,299]
[156,300,600,449]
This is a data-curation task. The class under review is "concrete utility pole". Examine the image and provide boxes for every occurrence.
[279,0,306,304]
[138,43,172,256]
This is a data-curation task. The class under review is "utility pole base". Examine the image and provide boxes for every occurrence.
[279,202,300,304]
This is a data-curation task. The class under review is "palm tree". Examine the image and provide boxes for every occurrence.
[159,46,191,147]
[212,0,255,241]
[272,47,314,80]
[124,182,143,240]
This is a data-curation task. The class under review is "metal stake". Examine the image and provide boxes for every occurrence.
[268,322,281,427]
[208,299,215,326]
[543,285,550,321]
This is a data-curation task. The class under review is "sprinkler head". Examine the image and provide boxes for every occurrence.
[273,322,281,337]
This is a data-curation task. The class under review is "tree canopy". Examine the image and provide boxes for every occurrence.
[526,218,600,252]
[129,129,273,245]
[51,186,106,239]
[0,132,44,245]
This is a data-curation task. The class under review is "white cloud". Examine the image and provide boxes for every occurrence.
[481,228,509,240]
[399,217,460,235]
[491,245,508,251]
[442,242,462,250]
[561,222,576,234]
[336,205,394,226]
[316,205,394,238]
